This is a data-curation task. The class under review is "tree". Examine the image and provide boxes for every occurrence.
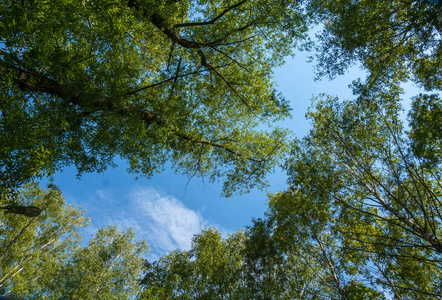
[283,95,442,298]
[0,183,89,298]
[139,224,312,299]
[0,0,307,196]
[307,0,442,91]
[139,227,245,299]
[408,93,442,167]
[241,217,302,300]
[268,190,386,300]
[46,226,148,300]
[0,184,148,299]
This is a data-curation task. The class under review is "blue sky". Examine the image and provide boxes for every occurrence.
[39,46,407,260]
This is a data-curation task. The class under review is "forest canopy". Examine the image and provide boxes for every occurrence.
[0,183,147,299]
[1,0,442,299]
[0,0,307,196]
[139,0,442,298]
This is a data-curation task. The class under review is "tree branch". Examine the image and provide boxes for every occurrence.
[313,234,346,297]
[130,4,252,50]
[367,184,442,253]
[126,68,204,96]
[173,0,248,28]
[330,126,442,253]
[2,63,269,167]
[176,132,267,163]
[0,64,161,126]
[197,49,252,110]
[150,13,203,49]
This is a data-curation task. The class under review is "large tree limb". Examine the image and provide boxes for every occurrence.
[173,0,248,28]
[151,13,204,48]
[126,3,258,114]
[128,2,251,49]
[125,0,205,49]
[2,63,271,164]
[0,65,161,126]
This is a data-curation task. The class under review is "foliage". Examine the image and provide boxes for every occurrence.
[408,93,442,167]
[307,0,442,91]
[0,182,89,297]
[282,95,442,298]
[139,227,244,299]
[46,226,148,300]
[139,224,317,299]
[139,206,388,299]
[241,217,302,300]
[0,0,307,196]
[0,184,148,299]
[268,190,386,300]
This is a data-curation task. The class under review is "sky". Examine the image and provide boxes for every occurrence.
[38,43,414,260]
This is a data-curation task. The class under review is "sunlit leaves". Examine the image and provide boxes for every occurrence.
[139,227,244,299]
[308,0,442,92]
[0,184,148,299]
[409,93,442,166]
[282,94,442,298]
[50,226,148,300]
[0,183,89,297]
[0,0,306,195]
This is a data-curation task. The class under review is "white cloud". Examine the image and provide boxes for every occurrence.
[74,186,216,259]
[129,188,207,254]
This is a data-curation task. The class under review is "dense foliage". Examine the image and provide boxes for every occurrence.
[139,226,303,299]
[0,184,147,299]
[0,0,307,196]
[140,0,442,298]
[308,0,442,89]
[1,0,442,298]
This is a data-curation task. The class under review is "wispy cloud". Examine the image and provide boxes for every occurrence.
[70,185,219,259]
[129,188,207,255]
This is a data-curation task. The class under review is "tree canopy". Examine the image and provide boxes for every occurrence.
[0,0,307,196]
[138,1,442,298]
[307,0,442,90]
[0,183,148,299]
[2,0,442,298]
[281,95,442,298]
[0,183,88,298]
[139,226,303,299]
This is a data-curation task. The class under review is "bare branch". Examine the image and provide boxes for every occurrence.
[197,49,253,110]
[126,67,204,96]
[176,132,267,163]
